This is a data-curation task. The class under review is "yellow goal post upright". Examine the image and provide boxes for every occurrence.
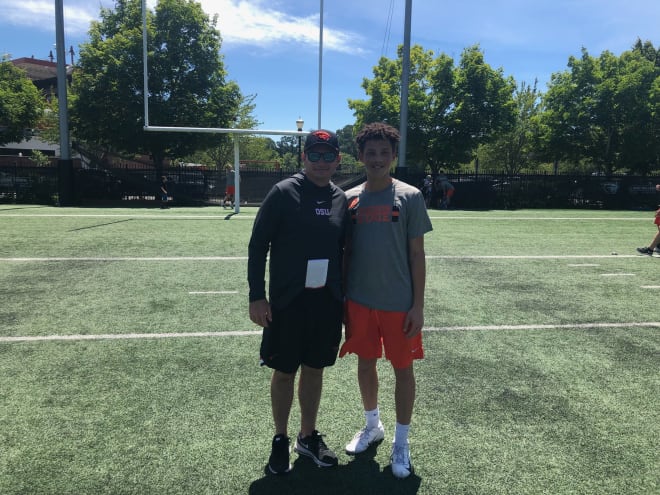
[139,0,308,214]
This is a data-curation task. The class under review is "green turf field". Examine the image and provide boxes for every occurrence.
[1,205,658,494]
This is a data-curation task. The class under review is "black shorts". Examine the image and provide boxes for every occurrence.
[260,288,343,373]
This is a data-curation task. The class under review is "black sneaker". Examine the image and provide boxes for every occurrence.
[637,247,653,255]
[268,434,291,475]
[294,430,338,467]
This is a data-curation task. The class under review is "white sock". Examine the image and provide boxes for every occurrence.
[394,422,410,446]
[365,407,380,429]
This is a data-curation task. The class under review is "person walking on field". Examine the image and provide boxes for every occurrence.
[247,129,348,475]
[340,122,433,479]
[159,176,169,209]
[224,165,236,208]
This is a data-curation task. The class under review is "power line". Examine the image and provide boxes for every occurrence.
[381,0,396,58]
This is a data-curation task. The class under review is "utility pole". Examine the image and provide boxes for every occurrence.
[55,0,74,205]
[397,0,412,180]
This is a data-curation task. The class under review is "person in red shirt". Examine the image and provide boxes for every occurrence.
[636,184,660,256]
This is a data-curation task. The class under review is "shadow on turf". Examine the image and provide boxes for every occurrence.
[248,444,422,495]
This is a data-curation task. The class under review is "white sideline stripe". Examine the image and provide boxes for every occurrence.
[428,216,650,221]
[0,213,650,221]
[0,213,256,220]
[0,254,640,262]
[426,255,638,259]
[641,286,660,289]
[0,331,260,342]
[0,256,247,262]
[2,322,659,343]
[568,264,601,267]
[601,273,635,277]
[189,291,238,294]
[424,322,660,332]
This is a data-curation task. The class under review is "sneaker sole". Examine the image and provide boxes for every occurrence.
[391,464,414,479]
[267,463,291,475]
[345,436,384,455]
[293,444,338,467]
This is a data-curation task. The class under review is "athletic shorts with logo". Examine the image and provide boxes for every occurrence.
[340,299,424,369]
[260,288,342,373]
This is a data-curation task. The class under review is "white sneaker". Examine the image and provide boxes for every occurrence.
[345,422,385,454]
[390,442,413,479]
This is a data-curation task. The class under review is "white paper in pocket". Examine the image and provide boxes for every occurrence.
[305,259,329,288]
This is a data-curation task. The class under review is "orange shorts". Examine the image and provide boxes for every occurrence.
[340,299,424,369]
[226,185,235,196]
[654,208,660,226]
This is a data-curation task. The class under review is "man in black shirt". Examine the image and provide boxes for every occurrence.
[248,129,348,474]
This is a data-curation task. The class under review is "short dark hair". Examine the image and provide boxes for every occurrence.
[355,122,400,153]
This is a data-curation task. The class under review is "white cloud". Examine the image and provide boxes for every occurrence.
[2,0,98,34]
[198,0,365,54]
[2,0,364,55]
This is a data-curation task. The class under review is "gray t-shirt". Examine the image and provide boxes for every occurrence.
[346,179,433,312]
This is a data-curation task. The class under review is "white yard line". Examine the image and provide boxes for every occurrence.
[189,291,239,294]
[0,212,651,222]
[0,254,640,262]
[0,256,247,262]
[0,213,255,220]
[425,255,638,259]
[600,273,636,276]
[424,322,660,332]
[2,322,658,343]
[427,216,650,221]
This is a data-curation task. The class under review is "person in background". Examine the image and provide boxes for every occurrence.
[636,183,660,255]
[422,174,433,207]
[159,176,169,209]
[340,122,433,479]
[434,171,455,209]
[224,165,236,208]
[247,129,348,475]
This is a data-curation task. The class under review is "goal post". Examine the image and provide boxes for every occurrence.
[139,1,308,214]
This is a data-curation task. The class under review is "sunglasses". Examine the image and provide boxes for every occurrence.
[307,151,337,163]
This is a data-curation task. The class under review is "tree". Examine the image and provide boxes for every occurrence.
[275,135,299,157]
[70,0,242,173]
[540,40,660,174]
[478,80,543,174]
[0,62,44,146]
[349,44,515,173]
[336,124,358,160]
[449,46,517,167]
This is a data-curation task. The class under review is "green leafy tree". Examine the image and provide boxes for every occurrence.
[336,124,358,160]
[450,46,517,167]
[478,80,543,174]
[541,40,660,174]
[0,62,44,146]
[70,0,241,173]
[615,40,660,174]
[349,44,515,172]
[275,135,299,157]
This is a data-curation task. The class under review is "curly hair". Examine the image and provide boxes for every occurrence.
[355,122,400,153]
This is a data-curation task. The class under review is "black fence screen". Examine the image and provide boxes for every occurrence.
[1,162,658,210]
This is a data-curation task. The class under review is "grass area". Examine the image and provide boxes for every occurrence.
[1,205,658,494]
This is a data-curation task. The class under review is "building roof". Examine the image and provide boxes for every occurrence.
[11,57,73,81]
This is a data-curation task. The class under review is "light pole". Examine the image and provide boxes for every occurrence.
[296,117,304,169]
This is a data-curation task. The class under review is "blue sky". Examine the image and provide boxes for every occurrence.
[1,0,659,136]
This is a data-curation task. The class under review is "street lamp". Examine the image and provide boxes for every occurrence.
[296,117,304,169]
